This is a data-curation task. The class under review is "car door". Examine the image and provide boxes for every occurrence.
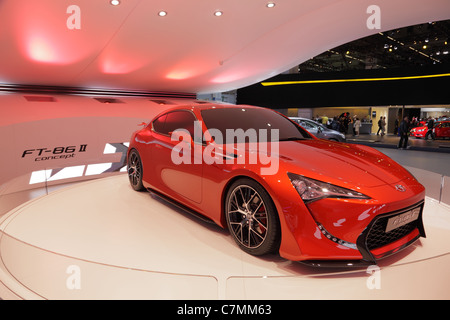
[434,122,444,138]
[151,110,203,204]
[442,122,450,138]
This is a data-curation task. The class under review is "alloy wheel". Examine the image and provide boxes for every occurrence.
[127,150,144,191]
[226,182,277,254]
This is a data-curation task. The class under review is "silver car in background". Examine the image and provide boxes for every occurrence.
[289,117,346,142]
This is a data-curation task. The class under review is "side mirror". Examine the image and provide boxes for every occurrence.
[138,122,147,127]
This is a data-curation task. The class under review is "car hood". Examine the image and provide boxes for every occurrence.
[229,139,411,188]
[278,140,412,187]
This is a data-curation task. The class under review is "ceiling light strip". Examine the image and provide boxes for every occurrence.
[261,72,450,86]
[0,84,196,99]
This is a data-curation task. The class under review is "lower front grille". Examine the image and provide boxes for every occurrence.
[356,201,425,263]
[366,218,417,250]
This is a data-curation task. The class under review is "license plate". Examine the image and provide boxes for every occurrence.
[385,208,420,233]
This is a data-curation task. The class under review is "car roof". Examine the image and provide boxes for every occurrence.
[150,102,276,120]
[289,117,312,120]
[163,102,264,111]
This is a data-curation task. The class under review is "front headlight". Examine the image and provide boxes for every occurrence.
[287,172,370,203]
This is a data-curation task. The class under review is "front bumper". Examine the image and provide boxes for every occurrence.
[358,200,425,262]
[301,200,425,267]
[410,132,426,138]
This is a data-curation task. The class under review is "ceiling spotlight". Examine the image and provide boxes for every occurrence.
[214,11,223,17]
[110,0,120,5]
[266,2,276,8]
[423,45,427,49]
[158,11,167,17]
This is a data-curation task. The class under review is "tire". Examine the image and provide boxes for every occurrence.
[225,178,281,256]
[127,149,145,191]
[425,132,434,141]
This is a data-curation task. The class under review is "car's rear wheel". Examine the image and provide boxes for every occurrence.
[127,149,144,191]
[225,179,280,256]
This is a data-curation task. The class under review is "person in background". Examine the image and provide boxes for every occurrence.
[427,117,435,136]
[354,118,361,136]
[394,117,399,135]
[377,117,383,135]
[381,116,386,136]
[331,116,340,131]
[398,116,410,149]
[343,114,350,134]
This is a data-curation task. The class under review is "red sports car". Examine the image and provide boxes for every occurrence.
[432,121,450,139]
[410,125,429,139]
[127,104,426,266]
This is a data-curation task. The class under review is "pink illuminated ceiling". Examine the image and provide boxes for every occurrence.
[0,0,449,94]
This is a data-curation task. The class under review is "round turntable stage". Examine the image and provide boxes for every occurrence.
[1,174,450,299]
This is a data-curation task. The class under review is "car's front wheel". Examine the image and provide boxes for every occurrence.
[127,149,144,191]
[225,179,281,256]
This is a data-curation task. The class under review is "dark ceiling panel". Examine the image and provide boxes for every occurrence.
[237,63,450,108]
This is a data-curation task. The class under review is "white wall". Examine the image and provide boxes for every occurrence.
[0,93,195,195]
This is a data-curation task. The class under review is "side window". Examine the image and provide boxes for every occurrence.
[300,121,314,130]
[162,110,197,138]
[309,121,319,129]
[152,114,167,133]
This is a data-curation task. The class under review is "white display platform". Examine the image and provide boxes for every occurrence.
[1,174,450,300]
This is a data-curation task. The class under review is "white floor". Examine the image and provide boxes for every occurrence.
[1,174,450,300]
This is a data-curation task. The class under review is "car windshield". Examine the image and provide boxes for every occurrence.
[200,107,311,143]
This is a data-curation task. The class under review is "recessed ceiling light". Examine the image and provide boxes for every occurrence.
[158,11,167,17]
[214,11,223,17]
[266,2,276,8]
[110,0,120,6]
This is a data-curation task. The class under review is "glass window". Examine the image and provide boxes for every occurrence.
[299,120,315,130]
[201,107,311,142]
[152,114,167,133]
[153,110,197,137]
